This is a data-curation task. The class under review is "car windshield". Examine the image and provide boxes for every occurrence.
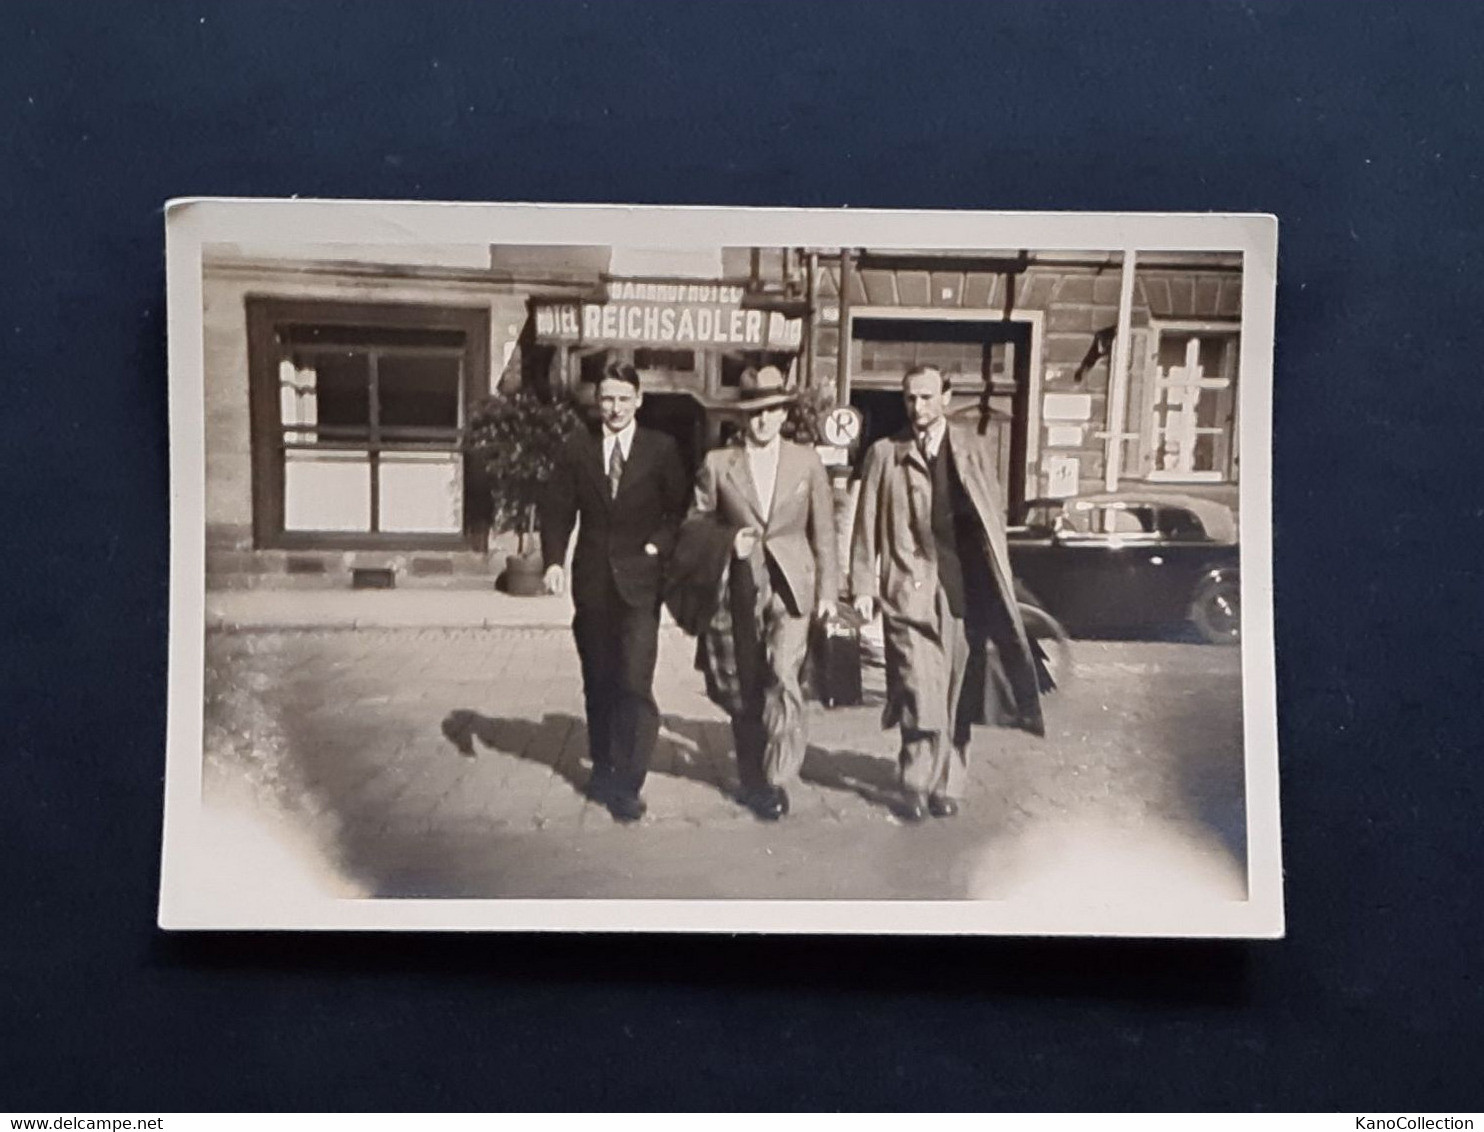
[1024,500,1218,542]
[1022,503,1093,535]
[1104,506,1158,534]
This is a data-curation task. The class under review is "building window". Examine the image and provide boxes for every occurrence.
[633,348,695,372]
[854,337,987,381]
[248,300,489,549]
[1145,328,1238,482]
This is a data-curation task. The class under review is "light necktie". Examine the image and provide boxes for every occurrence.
[608,438,625,498]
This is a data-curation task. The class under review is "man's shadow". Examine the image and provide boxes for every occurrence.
[440,707,903,813]
[440,708,594,795]
[440,708,743,801]
[800,743,902,811]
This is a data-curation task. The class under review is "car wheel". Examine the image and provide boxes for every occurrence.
[1018,601,1073,691]
[1190,575,1241,645]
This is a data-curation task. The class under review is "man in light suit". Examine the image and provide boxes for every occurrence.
[850,366,1044,821]
[540,363,689,822]
[691,366,839,820]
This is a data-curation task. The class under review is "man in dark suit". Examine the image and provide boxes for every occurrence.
[540,363,689,822]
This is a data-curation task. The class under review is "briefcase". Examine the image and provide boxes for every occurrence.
[810,610,864,708]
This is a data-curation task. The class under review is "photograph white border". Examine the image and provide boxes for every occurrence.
[160,199,1281,936]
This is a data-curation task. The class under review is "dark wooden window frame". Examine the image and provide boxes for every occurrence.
[246,297,491,551]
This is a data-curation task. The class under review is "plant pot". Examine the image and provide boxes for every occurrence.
[502,551,547,597]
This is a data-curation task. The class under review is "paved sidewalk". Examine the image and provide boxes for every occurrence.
[203,622,1249,902]
[206,588,577,630]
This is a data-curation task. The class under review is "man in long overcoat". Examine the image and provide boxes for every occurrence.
[850,366,1044,820]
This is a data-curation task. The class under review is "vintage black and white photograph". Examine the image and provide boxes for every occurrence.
[160,201,1280,935]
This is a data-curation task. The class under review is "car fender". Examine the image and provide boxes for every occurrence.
[1196,563,1240,591]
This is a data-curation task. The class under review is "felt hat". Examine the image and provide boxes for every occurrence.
[736,364,796,411]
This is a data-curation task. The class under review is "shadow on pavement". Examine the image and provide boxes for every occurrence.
[441,707,904,817]
[440,708,594,795]
[799,744,902,812]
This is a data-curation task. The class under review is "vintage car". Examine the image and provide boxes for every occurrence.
[1007,494,1241,645]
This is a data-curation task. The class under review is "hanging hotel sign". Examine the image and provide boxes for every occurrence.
[533,281,803,350]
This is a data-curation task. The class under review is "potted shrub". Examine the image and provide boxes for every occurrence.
[783,382,834,447]
[466,388,583,596]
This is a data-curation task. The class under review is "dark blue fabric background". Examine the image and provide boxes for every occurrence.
[3,0,1481,1112]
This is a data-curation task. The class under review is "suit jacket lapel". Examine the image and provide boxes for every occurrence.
[893,431,933,552]
[894,432,929,475]
[579,429,610,504]
[726,446,766,526]
[768,442,804,521]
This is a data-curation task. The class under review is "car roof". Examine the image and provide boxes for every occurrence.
[1025,493,1238,544]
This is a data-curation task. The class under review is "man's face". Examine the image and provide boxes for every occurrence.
[597,377,641,432]
[903,370,949,432]
[744,403,788,446]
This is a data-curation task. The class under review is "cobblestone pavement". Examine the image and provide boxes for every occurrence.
[203,625,1247,902]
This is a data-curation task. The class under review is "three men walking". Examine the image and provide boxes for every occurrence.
[542,360,1041,824]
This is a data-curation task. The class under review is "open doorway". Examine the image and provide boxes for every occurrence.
[849,317,1033,517]
[637,393,705,480]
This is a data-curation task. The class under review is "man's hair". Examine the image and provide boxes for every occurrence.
[903,365,951,394]
[599,361,641,391]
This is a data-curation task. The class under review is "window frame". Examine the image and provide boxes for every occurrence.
[1137,320,1240,484]
[247,297,491,551]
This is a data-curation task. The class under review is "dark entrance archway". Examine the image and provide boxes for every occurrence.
[849,317,1034,518]
[637,392,706,480]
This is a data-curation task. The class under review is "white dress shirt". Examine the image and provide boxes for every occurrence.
[916,417,947,462]
[602,420,637,471]
[745,437,783,519]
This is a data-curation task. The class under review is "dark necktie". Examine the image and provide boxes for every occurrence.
[608,439,625,498]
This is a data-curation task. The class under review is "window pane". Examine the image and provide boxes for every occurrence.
[633,348,695,372]
[1192,433,1218,471]
[1158,333,1193,371]
[1195,386,1225,429]
[379,452,462,533]
[1105,506,1157,534]
[284,450,371,532]
[282,325,463,349]
[1153,432,1183,473]
[301,350,371,428]
[378,354,461,429]
[1198,334,1228,377]
[1055,505,1097,535]
[279,360,317,427]
[1153,391,1181,428]
[915,340,980,376]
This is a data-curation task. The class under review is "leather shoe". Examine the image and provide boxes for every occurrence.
[899,792,929,822]
[606,791,647,823]
[743,786,786,822]
[585,766,615,803]
[928,795,959,819]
